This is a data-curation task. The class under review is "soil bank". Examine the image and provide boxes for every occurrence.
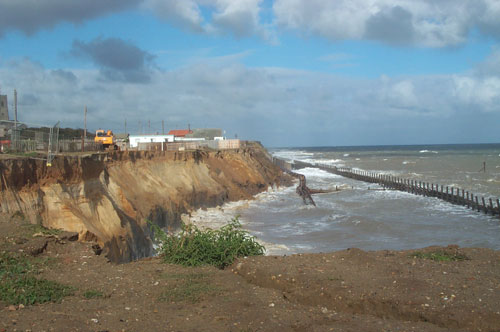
[0,146,290,262]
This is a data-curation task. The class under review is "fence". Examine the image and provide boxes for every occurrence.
[136,139,241,152]
[273,158,500,218]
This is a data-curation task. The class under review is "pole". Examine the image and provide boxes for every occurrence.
[81,106,87,152]
[124,119,127,134]
[162,120,164,135]
[14,89,17,128]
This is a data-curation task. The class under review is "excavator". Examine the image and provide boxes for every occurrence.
[94,129,118,150]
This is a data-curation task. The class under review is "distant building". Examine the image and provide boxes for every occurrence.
[129,134,174,148]
[167,129,193,137]
[0,95,9,122]
[186,128,223,141]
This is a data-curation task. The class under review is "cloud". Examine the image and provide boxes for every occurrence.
[0,0,140,36]
[1,50,500,146]
[143,0,271,39]
[70,37,156,83]
[141,0,204,32]
[365,6,414,45]
[272,0,499,47]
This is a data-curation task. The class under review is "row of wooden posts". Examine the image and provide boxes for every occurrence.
[277,158,500,218]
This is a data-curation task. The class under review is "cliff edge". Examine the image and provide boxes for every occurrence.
[0,145,290,262]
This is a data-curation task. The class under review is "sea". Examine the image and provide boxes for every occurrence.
[187,144,500,255]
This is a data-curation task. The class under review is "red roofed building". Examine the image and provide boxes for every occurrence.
[168,129,193,137]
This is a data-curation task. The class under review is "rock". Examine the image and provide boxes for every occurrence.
[58,232,79,242]
[92,244,103,256]
[17,238,48,256]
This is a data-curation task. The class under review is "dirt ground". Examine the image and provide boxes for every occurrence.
[1,216,500,332]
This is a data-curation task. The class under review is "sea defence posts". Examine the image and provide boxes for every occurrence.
[272,157,500,218]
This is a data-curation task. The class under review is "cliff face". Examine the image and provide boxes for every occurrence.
[0,147,288,262]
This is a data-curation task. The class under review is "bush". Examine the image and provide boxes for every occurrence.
[152,217,265,269]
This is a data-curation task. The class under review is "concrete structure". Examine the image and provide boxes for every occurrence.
[0,95,9,122]
[129,134,174,148]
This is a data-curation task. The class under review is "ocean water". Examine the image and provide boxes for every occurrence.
[188,144,500,255]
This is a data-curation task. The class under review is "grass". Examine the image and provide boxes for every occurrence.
[0,252,74,305]
[23,223,62,236]
[4,151,39,158]
[151,216,265,269]
[411,250,469,262]
[83,290,105,299]
[159,272,219,303]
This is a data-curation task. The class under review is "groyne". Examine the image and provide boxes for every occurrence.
[273,158,500,218]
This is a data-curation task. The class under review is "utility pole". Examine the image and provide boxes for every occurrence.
[81,106,87,152]
[14,89,17,128]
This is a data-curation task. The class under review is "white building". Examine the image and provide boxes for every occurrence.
[129,134,174,148]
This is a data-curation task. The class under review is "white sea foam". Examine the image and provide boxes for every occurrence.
[419,150,438,154]
[294,167,342,179]
[343,153,350,157]
[402,160,416,165]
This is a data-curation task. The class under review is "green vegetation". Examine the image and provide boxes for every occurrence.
[159,272,219,303]
[23,223,62,237]
[0,252,74,305]
[411,250,469,262]
[83,290,105,299]
[152,217,265,269]
[4,150,39,158]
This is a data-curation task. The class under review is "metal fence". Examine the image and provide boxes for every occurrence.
[135,139,242,152]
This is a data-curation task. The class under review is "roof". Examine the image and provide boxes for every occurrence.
[168,129,193,137]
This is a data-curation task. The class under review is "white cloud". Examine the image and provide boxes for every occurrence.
[144,0,269,38]
[1,49,500,146]
[142,0,204,32]
[272,0,499,47]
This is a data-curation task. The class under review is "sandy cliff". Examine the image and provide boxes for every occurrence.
[0,146,289,262]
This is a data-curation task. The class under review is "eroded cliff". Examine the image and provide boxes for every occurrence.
[0,146,289,262]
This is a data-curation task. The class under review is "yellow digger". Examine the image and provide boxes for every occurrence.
[94,129,118,150]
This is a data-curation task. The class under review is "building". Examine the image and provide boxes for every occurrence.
[129,134,174,148]
[186,128,223,141]
[167,129,192,137]
[0,95,9,122]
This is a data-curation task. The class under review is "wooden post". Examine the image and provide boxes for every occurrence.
[497,199,500,216]
[482,197,487,214]
[475,196,480,212]
[466,192,470,208]
[489,198,494,215]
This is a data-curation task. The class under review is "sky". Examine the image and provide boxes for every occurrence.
[0,0,499,147]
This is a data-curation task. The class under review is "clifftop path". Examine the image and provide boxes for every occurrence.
[0,146,290,262]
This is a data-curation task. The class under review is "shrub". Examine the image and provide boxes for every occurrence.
[152,217,265,269]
